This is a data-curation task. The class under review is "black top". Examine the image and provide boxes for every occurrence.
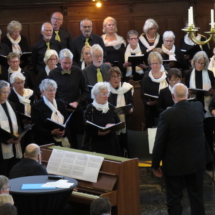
[72,33,106,64]
[82,63,111,86]
[2,35,30,53]
[9,158,48,179]
[152,100,206,176]
[31,98,67,145]
[31,39,61,74]
[51,27,72,50]
[139,34,163,54]
[85,103,121,156]
[185,69,215,108]
[158,86,174,113]
[163,47,189,70]
[0,68,35,90]
[49,66,88,104]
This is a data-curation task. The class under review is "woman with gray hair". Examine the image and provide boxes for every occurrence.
[185,51,214,170]
[36,49,59,97]
[0,80,22,176]
[84,82,121,156]
[2,20,30,54]
[31,79,70,147]
[101,16,126,73]
[139,18,163,53]
[162,31,188,71]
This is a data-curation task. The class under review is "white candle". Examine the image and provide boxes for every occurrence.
[190,6,194,25]
[211,9,214,28]
[188,8,191,26]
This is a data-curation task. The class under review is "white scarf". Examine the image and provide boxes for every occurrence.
[208,56,215,76]
[6,33,22,54]
[43,96,70,147]
[8,67,21,74]
[45,65,57,76]
[148,70,168,93]
[92,100,109,113]
[139,33,160,52]
[0,101,22,159]
[124,43,144,76]
[162,44,177,61]
[168,85,173,93]
[109,82,133,134]
[81,61,86,70]
[101,33,126,50]
[189,68,212,118]
[13,87,33,116]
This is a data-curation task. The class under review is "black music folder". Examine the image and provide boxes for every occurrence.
[86,121,125,132]
[44,112,73,131]
[144,93,158,101]
[16,112,31,121]
[0,124,34,140]
[20,52,32,62]
[115,104,133,115]
[181,45,201,60]
[189,88,209,96]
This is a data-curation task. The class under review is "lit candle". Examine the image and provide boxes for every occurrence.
[211,9,214,28]
[190,6,193,25]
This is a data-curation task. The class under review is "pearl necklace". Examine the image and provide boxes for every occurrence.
[146,34,156,41]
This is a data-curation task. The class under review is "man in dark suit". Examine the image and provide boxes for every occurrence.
[72,18,106,65]
[152,83,207,215]
[50,12,72,50]
[9,144,48,179]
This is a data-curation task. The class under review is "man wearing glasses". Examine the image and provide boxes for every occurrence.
[72,18,106,65]
[50,12,73,50]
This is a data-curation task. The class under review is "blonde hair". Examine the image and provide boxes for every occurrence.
[43,49,59,65]
[102,17,117,33]
[80,45,91,61]
[148,51,163,65]
[0,194,14,206]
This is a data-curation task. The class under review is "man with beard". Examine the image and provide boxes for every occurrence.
[9,144,47,179]
[72,18,106,65]
[32,22,61,75]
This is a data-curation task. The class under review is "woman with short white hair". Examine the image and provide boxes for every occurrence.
[0,80,22,176]
[101,17,126,72]
[84,82,121,156]
[31,79,70,147]
[139,19,163,53]
[185,51,214,171]
[2,20,30,54]
[36,49,59,97]
[162,31,188,70]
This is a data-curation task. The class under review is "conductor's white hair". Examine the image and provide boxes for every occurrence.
[91,82,110,99]
[10,72,26,84]
[59,48,73,60]
[90,44,103,56]
[163,31,175,41]
[172,83,188,99]
[143,19,158,34]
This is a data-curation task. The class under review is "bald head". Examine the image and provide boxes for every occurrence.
[51,12,63,31]
[24,144,40,159]
[172,83,188,103]
[41,22,53,41]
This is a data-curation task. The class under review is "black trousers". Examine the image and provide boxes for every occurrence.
[164,169,205,215]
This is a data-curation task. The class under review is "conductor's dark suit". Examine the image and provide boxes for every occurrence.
[152,100,206,215]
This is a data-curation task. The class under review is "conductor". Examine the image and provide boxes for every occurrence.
[152,83,208,215]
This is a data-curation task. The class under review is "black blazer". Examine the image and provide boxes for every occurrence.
[31,98,67,145]
[158,86,174,113]
[152,100,206,176]
[1,35,30,52]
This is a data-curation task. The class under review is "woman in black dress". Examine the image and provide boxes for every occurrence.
[101,17,126,73]
[31,79,70,147]
[141,51,168,127]
[85,82,121,156]
[107,67,133,156]
[8,72,34,151]
[185,51,215,171]
[0,80,22,176]
[139,18,163,54]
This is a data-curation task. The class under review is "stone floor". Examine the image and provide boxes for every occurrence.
[139,168,215,215]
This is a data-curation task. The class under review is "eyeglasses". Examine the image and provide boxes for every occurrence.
[1,186,11,191]
[150,62,161,66]
[111,75,121,79]
[99,92,110,97]
[129,38,138,41]
[45,89,56,93]
[82,26,92,29]
[51,17,62,21]
[9,61,19,64]
[164,40,174,43]
[1,91,10,95]
[93,55,103,59]
[48,58,57,61]
[14,81,24,85]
